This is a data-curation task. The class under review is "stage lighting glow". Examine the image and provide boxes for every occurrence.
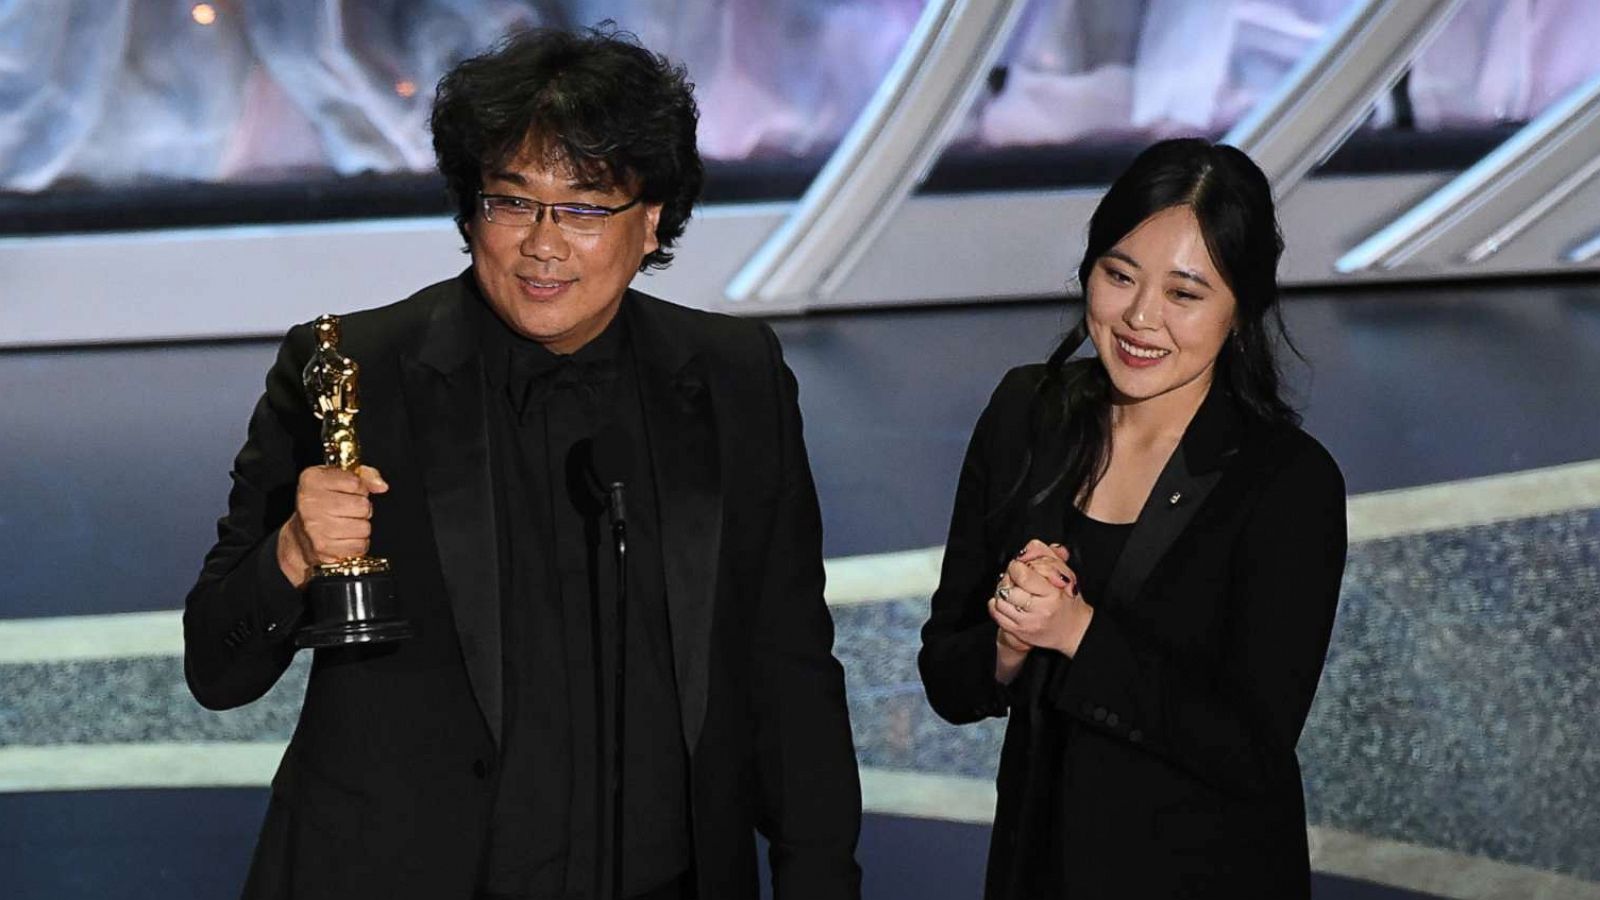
[192,4,217,26]
[395,80,417,98]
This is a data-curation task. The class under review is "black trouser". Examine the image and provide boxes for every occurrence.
[475,869,693,900]
[628,871,693,900]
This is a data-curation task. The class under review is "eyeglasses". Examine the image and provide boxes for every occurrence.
[476,191,640,237]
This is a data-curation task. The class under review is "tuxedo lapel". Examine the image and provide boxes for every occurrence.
[1101,382,1242,611]
[626,292,723,754]
[398,277,504,746]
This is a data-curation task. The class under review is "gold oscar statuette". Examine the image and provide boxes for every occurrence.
[293,314,414,648]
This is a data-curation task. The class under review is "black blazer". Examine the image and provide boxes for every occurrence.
[919,365,1347,898]
[184,274,862,900]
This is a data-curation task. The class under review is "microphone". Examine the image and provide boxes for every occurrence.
[588,423,633,527]
[587,421,633,900]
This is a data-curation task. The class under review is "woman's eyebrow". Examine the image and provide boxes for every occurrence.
[1104,249,1140,268]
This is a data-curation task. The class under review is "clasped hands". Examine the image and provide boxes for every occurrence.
[989,539,1094,679]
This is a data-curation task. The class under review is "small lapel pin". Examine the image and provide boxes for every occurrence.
[1168,491,1183,506]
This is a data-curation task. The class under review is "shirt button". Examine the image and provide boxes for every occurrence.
[1092,706,1107,722]
[472,759,491,779]
[1105,712,1119,727]
[1129,729,1144,743]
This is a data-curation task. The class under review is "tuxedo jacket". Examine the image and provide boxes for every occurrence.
[184,274,862,900]
[919,365,1347,899]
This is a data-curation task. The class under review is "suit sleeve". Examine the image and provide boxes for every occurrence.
[1050,437,1348,799]
[183,326,317,711]
[750,325,863,900]
[918,375,1018,725]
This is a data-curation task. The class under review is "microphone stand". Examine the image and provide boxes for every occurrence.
[606,481,628,900]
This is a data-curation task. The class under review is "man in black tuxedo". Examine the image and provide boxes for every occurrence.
[184,26,861,900]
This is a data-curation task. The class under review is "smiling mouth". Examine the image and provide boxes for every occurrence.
[519,275,574,289]
[1116,335,1171,360]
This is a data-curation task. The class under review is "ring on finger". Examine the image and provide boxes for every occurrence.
[996,584,1011,602]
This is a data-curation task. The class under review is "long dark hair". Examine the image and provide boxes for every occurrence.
[1014,138,1299,513]
[430,23,703,271]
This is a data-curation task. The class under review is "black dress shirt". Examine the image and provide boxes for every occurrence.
[475,299,691,900]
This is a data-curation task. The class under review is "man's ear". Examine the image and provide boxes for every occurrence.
[642,203,664,256]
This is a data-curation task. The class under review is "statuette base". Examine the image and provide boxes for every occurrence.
[295,566,414,648]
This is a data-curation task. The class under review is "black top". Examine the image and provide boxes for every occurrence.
[988,505,1136,900]
[1049,506,1132,894]
[1063,506,1133,610]
[476,298,691,899]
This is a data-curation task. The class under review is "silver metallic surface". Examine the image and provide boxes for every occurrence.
[723,0,1027,307]
[1566,228,1600,264]
[1338,72,1600,273]
[1225,0,1464,198]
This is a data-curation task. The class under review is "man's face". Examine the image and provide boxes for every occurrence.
[468,144,662,353]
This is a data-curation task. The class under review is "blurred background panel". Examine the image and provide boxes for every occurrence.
[5,0,1600,347]
[8,0,1599,198]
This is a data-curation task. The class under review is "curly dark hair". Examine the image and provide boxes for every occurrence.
[430,24,703,271]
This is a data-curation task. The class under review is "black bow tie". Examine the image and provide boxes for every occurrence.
[506,352,618,419]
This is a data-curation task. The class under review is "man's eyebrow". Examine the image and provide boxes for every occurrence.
[567,177,615,193]
[484,170,527,186]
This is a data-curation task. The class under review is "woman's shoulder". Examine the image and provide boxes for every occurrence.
[962,364,1049,445]
[1241,416,1345,497]
[985,363,1052,415]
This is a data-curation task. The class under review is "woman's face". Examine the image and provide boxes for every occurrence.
[1084,205,1238,408]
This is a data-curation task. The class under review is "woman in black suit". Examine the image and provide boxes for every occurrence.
[919,138,1347,898]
